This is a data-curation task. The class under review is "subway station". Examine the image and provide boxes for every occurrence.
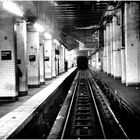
[0,0,140,139]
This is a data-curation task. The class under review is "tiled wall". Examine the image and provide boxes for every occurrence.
[0,11,17,98]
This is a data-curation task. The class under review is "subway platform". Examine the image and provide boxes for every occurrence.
[0,68,76,139]
[90,68,140,116]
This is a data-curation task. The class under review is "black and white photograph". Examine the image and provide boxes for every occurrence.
[0,0,140,139]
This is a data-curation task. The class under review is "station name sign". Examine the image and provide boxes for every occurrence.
[1,50,12,60]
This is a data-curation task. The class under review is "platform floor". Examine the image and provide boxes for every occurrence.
[90,68,140,115]
[0,78,54,119]
[0,68,76,139]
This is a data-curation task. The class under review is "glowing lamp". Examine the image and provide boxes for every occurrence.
[44,32,52,39]
[34,23,44,33]
[2,0,24,17]
[53,39,60,46]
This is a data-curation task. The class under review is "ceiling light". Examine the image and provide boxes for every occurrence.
[54,2,58,6]
[34,23,44,32]
[44,32,52,39]
[2,0,24,17]
[53,39,60,46]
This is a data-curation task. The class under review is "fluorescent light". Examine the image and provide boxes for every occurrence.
[44,32,52,39]
[53,39,60,46]
[14,24,17,31]
[2,0,24,17]
[54,2,58,6]
[34,23,44,32]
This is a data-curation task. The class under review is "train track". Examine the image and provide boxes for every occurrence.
[48,70,128,139]
[61,70,106,139]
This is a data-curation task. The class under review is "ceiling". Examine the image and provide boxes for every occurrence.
[30,1,110,51]
[54,1,108,29]
[52,1,109,50]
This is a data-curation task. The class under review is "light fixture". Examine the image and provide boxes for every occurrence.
[2,0,24,17]
[53,39,60,46]
[44,32,52,40]
[54,2,58,6]
[34,23,44,32]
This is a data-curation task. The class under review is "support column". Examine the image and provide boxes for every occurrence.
[96,51,101,70]
[121,47,126,83]
[59,44,65,73]
[62,45,65,71]
[52,39,56,77]
[44,39,53,79]
[39,34,45,85]
[16,18,28,96]
[103,46,107,72]
[55,43,60,76]
[106,23,111,74]
[27,24,40,88]
[95,52,98,70]
[0,12,17,101]
[91,55,96,69]
[121,5,126,84]
[113,16,121,79]
[88,51,92,67]
[124,2,140,86]
[110,21,114,76]
[103,28,107,73]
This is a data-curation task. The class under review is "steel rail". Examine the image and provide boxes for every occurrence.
[60,71,80,139]
[86,71,106,139]
[88,71,129,139]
